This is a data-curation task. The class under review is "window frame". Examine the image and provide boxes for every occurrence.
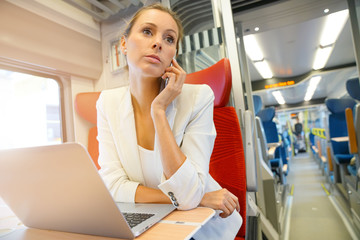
[0,63,68,144]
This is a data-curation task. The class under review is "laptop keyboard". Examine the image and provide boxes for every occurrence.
[123,212,155,228]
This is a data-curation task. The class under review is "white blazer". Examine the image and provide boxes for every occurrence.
[96,84,222,210]
[96,84,243,239]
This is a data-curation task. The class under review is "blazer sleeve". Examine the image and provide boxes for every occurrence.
[158,85,217,210]
[96,92,140,203]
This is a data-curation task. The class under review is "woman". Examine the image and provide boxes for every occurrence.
[96,3,242,239]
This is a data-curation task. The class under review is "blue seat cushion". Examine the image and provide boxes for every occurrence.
[279,145,287,165]
[334,154,353,164]
[347,164,357,176]
[270,158,280,168]
[262,121,279,143]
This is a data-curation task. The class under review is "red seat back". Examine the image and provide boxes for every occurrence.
[74,92,101,125]
[185,58,247,238]
[74,92,101,169]
[185,58,232,108]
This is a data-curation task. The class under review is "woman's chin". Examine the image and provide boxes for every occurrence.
[129,64,164,78]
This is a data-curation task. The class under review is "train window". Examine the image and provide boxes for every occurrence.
[0,69,62,149]
[177,28,223,74]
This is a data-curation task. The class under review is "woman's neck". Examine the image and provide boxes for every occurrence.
[129,74,160,114]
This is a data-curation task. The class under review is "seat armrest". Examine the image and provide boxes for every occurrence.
[267,142,281,159]
[268,146,277,159]
[267,142,281,148]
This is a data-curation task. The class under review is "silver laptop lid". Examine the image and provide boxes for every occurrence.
[0,143,134,239]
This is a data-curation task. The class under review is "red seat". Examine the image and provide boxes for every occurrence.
[75,58,247,238]
[185,58,232,108]
[74,92,101,169]
[185,58,247,239]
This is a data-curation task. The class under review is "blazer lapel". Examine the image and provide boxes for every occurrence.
[115,87,145,184]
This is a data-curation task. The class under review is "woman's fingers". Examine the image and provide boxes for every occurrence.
[218,189,240,218]
[228,191,240,212]
[199,188,240,218]
[167,59,186,80]
[220,197,238,218]
[219,207,231,218]
[163,66,185,84]
[171,57,180,67]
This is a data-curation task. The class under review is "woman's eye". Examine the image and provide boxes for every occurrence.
[143,29,152,35]
[166,36,175,44]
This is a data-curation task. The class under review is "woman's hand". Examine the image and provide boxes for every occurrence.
[199,188,240,218]
[151,58,186,115]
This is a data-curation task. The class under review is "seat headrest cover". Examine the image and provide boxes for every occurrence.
[185,58,232,108]
[253,95,263,115]
[346,78,360,101]
[256,107,275,122]
[325,98,357,114]
[75,92,101,124]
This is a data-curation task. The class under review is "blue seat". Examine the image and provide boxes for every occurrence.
[257,107,288,179]
[253,95,263,115]
[309,130,315,154]
[326,98,357,165]
[277,131,290,174]
[345,78,360,179]
[257,107,279,143]
[281,130,291,163]
[346,78,360,101]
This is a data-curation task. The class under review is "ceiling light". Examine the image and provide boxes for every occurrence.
[324,9,329,13]
[320,9,348,47]
[254,60,273,79]
[244,34,273,79]
[304,76,322,101]
[254,27,260,32]
[272,91,285,105]
[312,46,333,70]
[244,34,263,61]
[312,9,348,70]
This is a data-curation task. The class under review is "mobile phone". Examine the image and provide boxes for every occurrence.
[164,57,175,87]
[160,57,175,92]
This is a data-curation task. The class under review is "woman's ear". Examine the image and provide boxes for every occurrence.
[120,36,127,55]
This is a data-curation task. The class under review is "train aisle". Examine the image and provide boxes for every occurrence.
[286,153,353,240]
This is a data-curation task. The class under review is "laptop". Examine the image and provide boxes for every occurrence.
[0,143,175,239]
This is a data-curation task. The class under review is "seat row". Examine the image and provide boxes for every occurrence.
[309,77,360,232]
[254,96,290,184]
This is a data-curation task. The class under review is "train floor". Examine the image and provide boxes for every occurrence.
[286,152,354,240]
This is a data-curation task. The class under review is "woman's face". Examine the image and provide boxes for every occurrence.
[122,9,179,78]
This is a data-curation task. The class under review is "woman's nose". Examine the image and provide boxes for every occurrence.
[152,40,162,50]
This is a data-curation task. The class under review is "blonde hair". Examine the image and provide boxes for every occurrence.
[123,3,183,55]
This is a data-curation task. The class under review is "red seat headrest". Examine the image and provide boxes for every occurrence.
[74,92,101,125]
[185,58,232,108]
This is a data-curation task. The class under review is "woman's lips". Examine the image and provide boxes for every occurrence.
[146,55,161,63]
